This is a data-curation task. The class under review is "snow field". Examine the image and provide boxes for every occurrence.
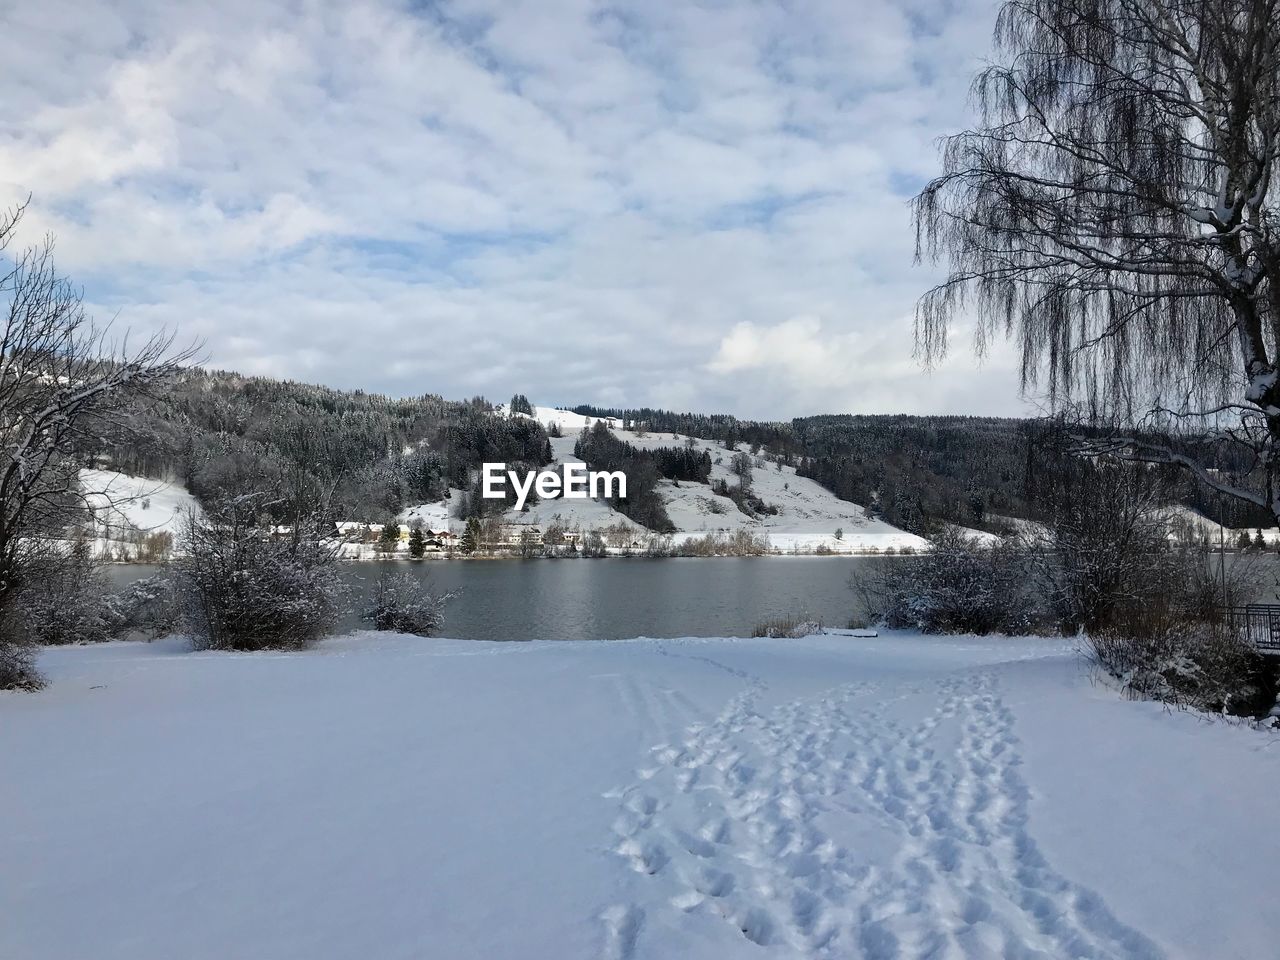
[5,633,1276,959]
[79,468,201,559]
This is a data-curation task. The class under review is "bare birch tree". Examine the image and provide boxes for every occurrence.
[914,0,1280,519]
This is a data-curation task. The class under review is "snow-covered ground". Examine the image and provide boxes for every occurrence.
[79,468,200,559]
[1156,504,1280,546]
[3,632,1276,959]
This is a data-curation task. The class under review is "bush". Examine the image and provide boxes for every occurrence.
[107,575,182,640]
[176,500,345,651]
[0,543,121,689]
[3,545,120,647]
[363,572,457,636]
[0,635,41,690]
[1087,620,1271,716]
[752,616,823,638]
[580,531,608,558]
[1082,546,1274,715]
[675,530,772,557]
[854,526,1043,635]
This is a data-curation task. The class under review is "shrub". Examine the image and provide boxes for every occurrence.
[107,575,182,640]
[854,526,1043,635]
[580,530,608,558]
[675,530,772,557]
[1087,620,1271,716]
[1082,546,1274,715]
[0,634,41,690]
[0,543,121,689]
[752,616,823,638]
[176,500,345,651]
[3,544,119,647]
[363,572,457,636]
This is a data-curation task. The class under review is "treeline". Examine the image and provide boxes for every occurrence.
[575,405,1033,532]
[572,405,804,458]
[573,422,676,532]
[791,415,1032,534]
[92,369,552,522]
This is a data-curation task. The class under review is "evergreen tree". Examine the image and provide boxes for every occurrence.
[460,516,481,554]
[509,394,534,416]
[379,520,400,553]
[409,527,426,559]
[1254,529,1267,550]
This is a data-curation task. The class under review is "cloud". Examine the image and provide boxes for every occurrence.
[708,316,1022,418]
[0,0,1029,419]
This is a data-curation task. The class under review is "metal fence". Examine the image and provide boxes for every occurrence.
[1220,604,1280,654]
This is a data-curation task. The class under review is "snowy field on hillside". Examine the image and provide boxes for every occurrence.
[447,405,936,553]
[4,633,1278,960]
[79,468,201,559]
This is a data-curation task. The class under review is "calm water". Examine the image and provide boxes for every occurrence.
[105,557,873,640]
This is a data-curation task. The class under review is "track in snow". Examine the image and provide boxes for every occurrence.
[602,658,1165,959]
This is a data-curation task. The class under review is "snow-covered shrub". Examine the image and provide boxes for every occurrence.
[0,542,134,687]
[855,527,1043,635]
[579,530,608,558]
[752,616,823,638]
[0,634,40,690]
[1082,547,1274,716]
[675,530,772,557]
[4,544,119,646]
[176,500,345,651]
[642,534,675,558]
[1088,620,1269,716]
[106,575,182,640]
[363,572,457,636]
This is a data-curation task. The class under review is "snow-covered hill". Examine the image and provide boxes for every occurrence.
[5,631,1277,959]
[431,404,931,553]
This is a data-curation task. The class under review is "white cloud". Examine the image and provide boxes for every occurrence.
[0,0,1029,419]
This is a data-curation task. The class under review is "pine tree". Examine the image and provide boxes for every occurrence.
[460,516,481,554]
[1254,529,1267,550]
[1236,530,1252,551]
[380,521,400,553]
[409,527,426,559]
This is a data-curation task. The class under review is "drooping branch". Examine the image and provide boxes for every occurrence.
[915,0,1280,520]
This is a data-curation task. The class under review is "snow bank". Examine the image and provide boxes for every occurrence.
[3,633,1277,959]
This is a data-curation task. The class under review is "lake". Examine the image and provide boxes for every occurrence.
[105,557,875,641]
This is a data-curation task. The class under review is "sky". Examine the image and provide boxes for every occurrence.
[0,0,1029,421]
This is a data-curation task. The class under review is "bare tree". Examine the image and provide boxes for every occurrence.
[1023,450,1175,632]
[0,202,187,685]
[915,0,1280,519]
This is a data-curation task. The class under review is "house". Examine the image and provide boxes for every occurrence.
[494,524,542,547]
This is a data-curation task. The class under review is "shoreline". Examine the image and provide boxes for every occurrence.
[99,550,915,566]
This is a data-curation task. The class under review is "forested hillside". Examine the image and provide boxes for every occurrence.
[92,369,553,523]
[575,406,1033,533]
[82,376,1274,536]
